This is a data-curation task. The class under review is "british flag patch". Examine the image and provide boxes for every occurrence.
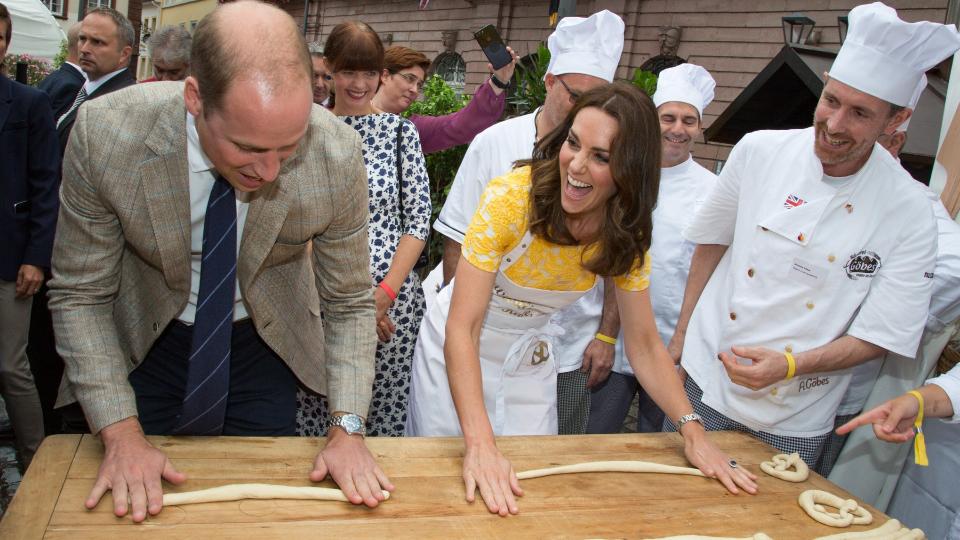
[783,194,806,209]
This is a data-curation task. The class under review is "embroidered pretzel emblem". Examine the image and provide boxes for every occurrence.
[759,452,809,482]
[531,342,549,365]
[799,490,873,527]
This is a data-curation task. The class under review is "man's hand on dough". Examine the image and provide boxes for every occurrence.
[88,417,186,522]
[680,423,758,495]
[311,428,394,507]
[462,440,522,516]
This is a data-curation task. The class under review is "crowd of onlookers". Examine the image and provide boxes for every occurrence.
[2,0,959,525]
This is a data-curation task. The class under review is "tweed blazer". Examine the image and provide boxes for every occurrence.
[48,82,377,433]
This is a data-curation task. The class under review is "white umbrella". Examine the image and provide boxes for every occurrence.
[5,0,66,60]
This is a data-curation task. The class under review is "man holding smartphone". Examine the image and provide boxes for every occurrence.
[429,10,625,434]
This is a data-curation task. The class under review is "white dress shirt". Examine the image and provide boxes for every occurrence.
[176,112,250,324]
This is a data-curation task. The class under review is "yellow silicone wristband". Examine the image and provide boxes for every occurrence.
[784,351,796,380]
[595,332,617,345]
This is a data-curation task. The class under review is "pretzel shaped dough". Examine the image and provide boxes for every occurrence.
[760,452,809,482]
[162,483,391,506]
[799,490,873,527]
[814,519,926,539]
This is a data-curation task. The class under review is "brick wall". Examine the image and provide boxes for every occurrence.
[287,0,948,169]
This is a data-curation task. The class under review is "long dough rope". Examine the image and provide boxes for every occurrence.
[517,460,706,480]
[162,483,391,506]
[813,519,926,540]
[644,534,773,540]
[760,452,809,482]
[799,489,872,528]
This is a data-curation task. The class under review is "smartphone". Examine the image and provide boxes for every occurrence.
[474,25,512,70]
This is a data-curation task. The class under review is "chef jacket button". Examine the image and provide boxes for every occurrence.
[828,254,836,263]
[747,268,755,278]
[806,301,815,310]
[797,232,805,242]
[771,388,779,396]
[785,345,793,353]
[729,312,737,321]
[152,322,160,332]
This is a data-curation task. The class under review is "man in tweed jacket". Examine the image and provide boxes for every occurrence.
[47,2,388,522]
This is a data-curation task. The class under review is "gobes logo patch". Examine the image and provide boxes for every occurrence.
[844,250,881,280]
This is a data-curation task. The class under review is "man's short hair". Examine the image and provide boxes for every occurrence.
[149,25,192,66]
[66,22,81,52]
[85,7,135,50]
[190,2,312,114]
[307,41,323,58]
[0,2,12,44]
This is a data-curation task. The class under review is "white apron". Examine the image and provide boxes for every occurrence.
[406,231,594,436]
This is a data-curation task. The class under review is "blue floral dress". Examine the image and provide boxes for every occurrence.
[297,113,431,437]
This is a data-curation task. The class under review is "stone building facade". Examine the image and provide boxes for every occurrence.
[284,0,948,170]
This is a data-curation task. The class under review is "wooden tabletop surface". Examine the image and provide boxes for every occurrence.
[0,432,893,539]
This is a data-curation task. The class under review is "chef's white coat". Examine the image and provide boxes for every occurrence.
[681,127,937,437]
[612,156,716,375]
[432,109,603,374]
[836,184,960,415]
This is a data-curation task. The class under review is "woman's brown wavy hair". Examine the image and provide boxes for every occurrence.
[520,81,661,278]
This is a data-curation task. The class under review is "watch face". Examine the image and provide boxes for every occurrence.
[341,415,363,433]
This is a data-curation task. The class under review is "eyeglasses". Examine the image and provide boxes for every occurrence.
[556,76,581,103]
[395,72,425,92]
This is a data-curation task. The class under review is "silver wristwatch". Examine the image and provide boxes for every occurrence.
[328,413,366,437]
[675,412,703,431]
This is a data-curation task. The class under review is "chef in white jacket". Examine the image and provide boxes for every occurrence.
[425,10,626,434]
[587,64,717,434]
[664,2,960,467]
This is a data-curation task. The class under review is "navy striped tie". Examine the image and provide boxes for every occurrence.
[173,175,237,435]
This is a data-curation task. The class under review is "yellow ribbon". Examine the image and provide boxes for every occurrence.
[907,390,929,467]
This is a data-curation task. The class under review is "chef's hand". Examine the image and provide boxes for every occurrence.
[679,422,758,495]
[462,440,522,516]
[836,393,919,443]
[718,346,788,390]
[666,331,684,365]
[86,417,186,522]
[581,338,614,389]
[15,264,44,298]
[311,427,394,507]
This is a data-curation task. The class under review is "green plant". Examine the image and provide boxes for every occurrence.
[508,42,550,115]
[631,69,658,96]
[403,75,470,269]
[53,38,67,69]
[2,54,53,86]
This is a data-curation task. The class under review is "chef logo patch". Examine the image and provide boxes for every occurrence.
[783,194,806,209]
[844,250,881,279]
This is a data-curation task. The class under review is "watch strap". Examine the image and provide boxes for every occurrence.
[676,412,703,430]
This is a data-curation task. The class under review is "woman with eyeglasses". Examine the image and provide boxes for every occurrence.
[296,21,431,438]
[371,46,519,154]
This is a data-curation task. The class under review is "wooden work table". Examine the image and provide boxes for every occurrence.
[1,432,893,539]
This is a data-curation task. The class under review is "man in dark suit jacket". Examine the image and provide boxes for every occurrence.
[38,23,85,119]
[55,7,136,156]
[0,2,60,468]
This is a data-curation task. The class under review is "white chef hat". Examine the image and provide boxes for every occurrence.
[829,2,960,107]
[546,10,624,83]
[896,74,927,133]
[652,64,716,117]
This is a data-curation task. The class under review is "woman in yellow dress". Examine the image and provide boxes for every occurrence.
[405,82,758,515]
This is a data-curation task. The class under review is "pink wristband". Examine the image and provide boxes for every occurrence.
[378,281,397,301]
